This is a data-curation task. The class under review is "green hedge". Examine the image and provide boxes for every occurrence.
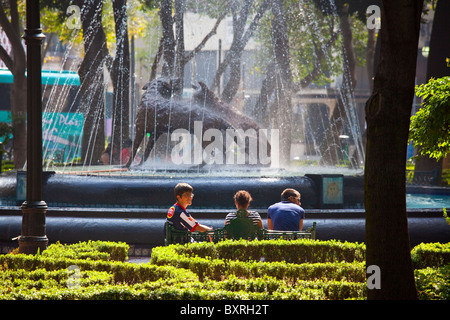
[150,239,366,282]
[0,240,448,300]
[41,240,129,262]
[150,246,366,282]
[179,238,366,263]
[0,253,198,285]
[201,275,366,300]
[414,265,450,300]
[0,281,327,300]
[411,242,450,269]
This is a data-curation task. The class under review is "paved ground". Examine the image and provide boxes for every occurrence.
[127,257,151,264]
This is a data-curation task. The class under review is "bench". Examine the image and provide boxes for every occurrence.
[164,219,317,246]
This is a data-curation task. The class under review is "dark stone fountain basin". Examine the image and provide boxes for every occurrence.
[0,170,448,253]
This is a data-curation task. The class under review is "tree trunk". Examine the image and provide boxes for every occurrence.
[111,0,131,149]
[0,1,27,169]
[211,0,270,98]
[173,0,185,97]
[320,4,356,166]
[75,0,108,165]
[425,0,450,80]
[10,67,27,169]
[414,0,450,183]
[271,0,293,167]
[220,0,252,103]
[366,28,376,92]
[365,0,423,300]
[254,62,276,127]
[159,0,175,78]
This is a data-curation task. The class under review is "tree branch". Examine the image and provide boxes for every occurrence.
[211,0,270,91]
[150,36,164,81]
[294,18,338,90]
[182,11,227,65]
[0,44,13,70]
[0,3,24,67]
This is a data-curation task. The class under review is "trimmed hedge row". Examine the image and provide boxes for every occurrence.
[411,242,450,269]
[0,240,448,300]
[41,240,129,262]
[0,252,199,285]
[150,246,366,282]
[150,239,366,281]
[414,265,450,300]
[179,238,366,263]
[202,275,367,300]
[0,281,327,300]
[0,265,361,300]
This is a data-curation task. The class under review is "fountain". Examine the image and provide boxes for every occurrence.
[0,1,448,252]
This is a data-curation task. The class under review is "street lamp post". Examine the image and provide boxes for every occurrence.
[18,0,48,254]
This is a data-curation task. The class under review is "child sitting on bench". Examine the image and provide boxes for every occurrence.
[166,183,212,233]
[224,190,263,229]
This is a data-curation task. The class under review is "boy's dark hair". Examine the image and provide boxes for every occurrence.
[281,188,300,201]
[175,183,193,198]
[234,190,252,207]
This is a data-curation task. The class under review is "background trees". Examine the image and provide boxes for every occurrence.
[0,0,26,168]
[0,0,447,300]
[410,74,450,162]
[413,0,450,184]
[0,0,378,168]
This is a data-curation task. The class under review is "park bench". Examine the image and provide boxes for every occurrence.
[164,210,316,245]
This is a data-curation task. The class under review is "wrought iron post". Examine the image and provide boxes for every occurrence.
[18,0,48,254]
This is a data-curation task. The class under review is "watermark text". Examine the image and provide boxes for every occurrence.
[367,264,381,289]
[171,121,279,167]
[66,5,81,30]
[366,5,381,30]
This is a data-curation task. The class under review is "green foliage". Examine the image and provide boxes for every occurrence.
[41,240,129,262]
[410,76,450,160]
[443,207,450,226]
[179,238,366,263]
[411,242,450,269]
[0,240,448,300]
[0,122,13,162]
[150,240,366,283]
[415,265,450,300]
[253,0,369,88]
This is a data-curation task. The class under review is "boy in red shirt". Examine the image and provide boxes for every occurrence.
[166,183,212,232]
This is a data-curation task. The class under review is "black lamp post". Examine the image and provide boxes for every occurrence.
[18,0,48,254]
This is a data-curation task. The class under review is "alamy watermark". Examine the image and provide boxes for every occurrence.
[67,265,81,289]
[66,4,380,32]
[66,5,81,30]
[367,265,381,290]
[170,121,279,166]
[366,5,381,30]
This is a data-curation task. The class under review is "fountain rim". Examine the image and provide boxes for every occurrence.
[40,164,366,179]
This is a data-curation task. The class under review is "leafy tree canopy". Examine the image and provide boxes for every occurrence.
[409,71,450,160]
[41,0,156,49]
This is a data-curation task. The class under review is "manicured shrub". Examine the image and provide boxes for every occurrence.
[0,240,448,300]
[150,239,366,282]
[411,242,450,269]
[414,264,450,300]
[223,259,366,283]
[42,241,129,262]
[179,238,366,263]
[0,253,198,285]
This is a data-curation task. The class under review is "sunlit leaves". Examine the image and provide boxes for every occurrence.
[409,76,450,160]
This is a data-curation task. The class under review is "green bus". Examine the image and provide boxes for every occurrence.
[0,68,84,163]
